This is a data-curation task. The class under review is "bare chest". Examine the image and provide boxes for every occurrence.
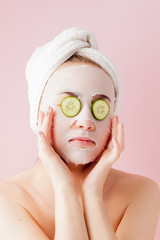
[22,183,129,239]
[1,168,131,239]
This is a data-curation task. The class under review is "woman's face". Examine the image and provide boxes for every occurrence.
[39,62,116,166]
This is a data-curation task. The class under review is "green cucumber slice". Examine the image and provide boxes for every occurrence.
[91,99,110,120]
[60,96,81,117]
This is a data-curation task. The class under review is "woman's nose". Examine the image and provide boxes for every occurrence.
[75,104,95,130]
[76,119,95,130]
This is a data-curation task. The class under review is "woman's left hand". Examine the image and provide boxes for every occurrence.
[82,115,125,197]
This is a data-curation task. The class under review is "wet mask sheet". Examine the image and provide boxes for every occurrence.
[41,64,116,166]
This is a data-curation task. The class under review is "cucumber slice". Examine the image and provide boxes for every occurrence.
[92,99,110,120]
[60,96,81,117]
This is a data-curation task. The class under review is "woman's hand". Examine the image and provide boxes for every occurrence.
[36,106,74,191]
[81,115,125,197]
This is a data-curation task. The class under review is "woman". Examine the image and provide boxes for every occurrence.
[0,27,160,240]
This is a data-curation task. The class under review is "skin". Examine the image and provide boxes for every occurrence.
[0,62,160,239]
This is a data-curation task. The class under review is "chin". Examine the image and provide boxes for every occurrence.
[61,155,98,167]
[57,145,105,167]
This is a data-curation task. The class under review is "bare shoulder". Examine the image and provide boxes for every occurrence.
[104,167,160,211]
[0,185,50,239]
[104,168,160,235]
[0,166,40,226]
[110,169,160,239]
[0,165,55,239]
[108,168,160,198]
[0,165,46,216]
[125,170,160,207]
[0,170,32,205]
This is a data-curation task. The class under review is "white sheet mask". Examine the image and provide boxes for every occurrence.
[40,63,116,166]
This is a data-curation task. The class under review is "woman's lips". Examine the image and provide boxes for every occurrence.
[68,137,96,148]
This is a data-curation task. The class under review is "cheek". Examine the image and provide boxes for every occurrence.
[96,118,111,142]
[97,114,112,129]
[51,109,71,141]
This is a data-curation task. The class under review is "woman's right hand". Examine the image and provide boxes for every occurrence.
[36,106,74,191]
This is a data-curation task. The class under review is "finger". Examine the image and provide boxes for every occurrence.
[41,106,54,145]
[102,137,121,165]
[36,110,45,131]
[89,137,120,186]
[117,123,125,151]
[37,131,57,164]
[37,111,44,125]
[37,131,58,177]
[111,116,118,138]
[37,131,72,185]
[107,116,118,150]
[39,111,45,125]
[108,137,121,163]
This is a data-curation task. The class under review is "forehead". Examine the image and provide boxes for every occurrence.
[43,63,115,101]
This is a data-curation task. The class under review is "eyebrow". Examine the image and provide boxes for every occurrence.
[58,91,111,102]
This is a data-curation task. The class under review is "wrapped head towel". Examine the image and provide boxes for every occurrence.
[25,27,122,135]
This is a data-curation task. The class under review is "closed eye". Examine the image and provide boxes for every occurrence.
[57,97,110,107]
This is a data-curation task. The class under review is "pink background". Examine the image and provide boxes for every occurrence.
[0,0,160,238]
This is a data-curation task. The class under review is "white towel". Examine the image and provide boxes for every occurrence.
[25,27,122,135]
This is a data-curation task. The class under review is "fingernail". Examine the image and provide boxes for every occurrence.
[40,111,43,118]
[113,116,117,121]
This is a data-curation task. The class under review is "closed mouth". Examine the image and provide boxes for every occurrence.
[68,137,96,148]
[69,137,95,143]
